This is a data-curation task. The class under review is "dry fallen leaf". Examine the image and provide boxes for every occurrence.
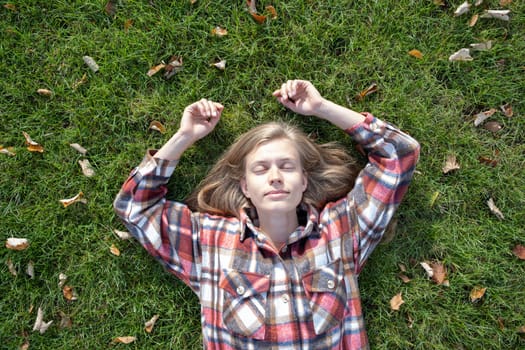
[149,121,166,134]
[480,10,510,21]
[110,244,121,256]
[63,285,78,301]
[26,261,35,279]
[454,1,470,16]
[420,261,434,278]
[475,0,483,5]
[147,63,166,77]
[23,131,44,153]
[20,339,29,350]
[211,26,228,37]
[6,258,17,276]
[473,108,497,126]
[70,143,88,155]
[449,48,473,62]
[518,325,525,335]
[59,310,73,329]
[497,316,505,330]
[500,103,513,117]
[390,292,404,311]
[487,198,504,220]
[470,41,492,51]
[356,83,378,101]
[211,60,226,71]
[83,56,100,73]
[398,274,411,283]
[500,0,512,6]
[72,73,88,89]
[266,5,278,19]
[6,237,30,251]
[33,307,53,334]
[144,314,160,333]
[408,49,423,59]
[442,154,460,174]
[59,273,68,288]
[164,55,183,80]
[78,159,95,177]
[399,263,407,272]
[469,286,487,302]
[124,19,133,32]
[59,191,85,208]
[113,336,137,344]
[512,244,525,260]
[478,156,498,167]
[430,262,449,286]
[484,121,503,132]
[0,145,16,156]
[114,229,132,240]
[37,88,53,96]
[4,3,17,11]
[469,14,479,27]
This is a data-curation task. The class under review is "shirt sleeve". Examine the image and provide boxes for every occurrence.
[113,150,202,293]
[346,113,420,273]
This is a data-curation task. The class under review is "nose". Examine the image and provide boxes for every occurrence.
[268,166,283,185]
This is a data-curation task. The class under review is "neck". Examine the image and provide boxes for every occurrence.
[258,210,299,246]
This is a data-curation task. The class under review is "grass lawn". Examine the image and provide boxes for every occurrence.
[1,0,524,348]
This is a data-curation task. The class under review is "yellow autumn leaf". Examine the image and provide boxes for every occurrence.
[390,292,404,311]
[469,286,487,302]
[149,121,166,134]
[59,191,85,208]
[63,285,78,301]
[356,83,378,101]
[211,26,228,37]
[147,63,166,77]
[144,314,160,333]
[113,336,137,344]
[408,49,423,59]
[110,244,121,256]
[37,88,53,96]
[22,131,44,153]
[0,145,16,156]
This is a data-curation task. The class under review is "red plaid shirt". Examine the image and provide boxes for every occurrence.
[114,114,420,349]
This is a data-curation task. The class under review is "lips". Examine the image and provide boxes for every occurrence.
[264,190,289,197]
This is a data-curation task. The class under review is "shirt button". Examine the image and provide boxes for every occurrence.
[327,280,335,289]
[281,294,290,303]
[236,286,245,295]
[281,246,287,253]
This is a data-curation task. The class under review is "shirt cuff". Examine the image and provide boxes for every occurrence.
[346,112,387,146]
[134,149,179,179]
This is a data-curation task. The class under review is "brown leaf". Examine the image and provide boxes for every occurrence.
[398,263,407,272]
[398,273,411,283]
[469,286,487,302]
[478,156,498,167]
[59,310,73,329]
[249,11,267,24]
[3,3,16,11]
[146,63,166,77]
[124,19,133,32]
[266,5,278,19]
[20,340,30,350]
[469,14,479,27]
[473,108,497,126]
[484,121,502,132]
[246,0,257,13]
[433,0,445,6]
[6,238,30,251]
[6,258,17,276]
[442,154,460,174]
[390,292,404,311]
[105,1,117,16]
[408,49,423,59]
[497,317,505,330]
[70,143,88,155]
[0,145,16,156]
[144,314,160,333]
[37,88,53,96]
[500,103,513,117]
[113,336,137,344]
[487,198,504,220]
[356,83,378,101]
[78,159,95,177]
[149,121,166,134]
[518,325,525,335]
[211,60,226,71]
[512,244,525,260]
[63,285,78,301]
[22,132,44,153]
[110,244,121,256]
[500,0,512,6]
[430,262,448,286]
[211,26,228,37]
[59,191,86,208]
[164,55,183,80]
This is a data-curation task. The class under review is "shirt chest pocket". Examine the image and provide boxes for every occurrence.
[219,269,270,340]
[302,259,347,335]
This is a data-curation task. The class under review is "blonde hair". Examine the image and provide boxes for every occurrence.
[185,122,360,217]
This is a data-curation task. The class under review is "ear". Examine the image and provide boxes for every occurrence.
[301,171,308,192]
[240,177,250,198]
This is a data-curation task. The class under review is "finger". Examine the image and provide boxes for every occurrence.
[286,80,296,99]
[280,83,289,101]
[213,102,224,114]
[199,98,212,117]
[272,89,282,97]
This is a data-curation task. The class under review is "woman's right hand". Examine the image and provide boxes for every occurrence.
[272,80,325,117]
[179,99,224,142]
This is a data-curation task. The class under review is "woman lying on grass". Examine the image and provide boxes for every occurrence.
[114,79,420,349]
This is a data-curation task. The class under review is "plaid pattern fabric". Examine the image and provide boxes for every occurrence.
[114,114,420,349]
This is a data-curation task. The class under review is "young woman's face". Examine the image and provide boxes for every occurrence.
[240,138,307,217]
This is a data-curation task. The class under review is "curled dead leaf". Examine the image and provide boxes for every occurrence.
[398,273,411,283]
[113,336,137,344]
[484,121,502,132]
[469,286,487,302]
[147,63,166,77]
[356,83,378,101]
[72,73,88,89]
[430,261,449,286]
[478,156,498,167]
[487,198,504,220]
[23,132,44,153]
[59,191,85,208]
[512,244,525,260]
[480,10,510,21]
[33,307,53,334]
[59,310,73,329]
[500,0,512,6]
[63,285,78,301]
[442,154,460,174]
[6,237,30,251]
[390,292,404,311]
[78,159,95,177]
[144,314,160,333]
[211,26,228,37]
[149,121,166,134]
[469,14,479,27]
[500,103,513,117]
[124,19,133,32]
[449,48,473,62]
[420,261,434,278]
[26,261,35,278]
[70,143,88,155]
[37,88,53,96]
[164,55,183,80]
[408,49,423,59]
[454,1,470,16]
[470,41,492,51]
[114,229,132,240]
[110,244,121,256]
[0,145,16,156]
[473,108,497,126]
[59,273,68,288]
[211,60,226,71]
[83,56,99,73]
[266,5,278,19]
[6,258,17,276]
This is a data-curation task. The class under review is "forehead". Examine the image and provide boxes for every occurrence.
[245,138,301,164]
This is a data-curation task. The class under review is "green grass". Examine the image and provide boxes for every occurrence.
[1,0,524,348]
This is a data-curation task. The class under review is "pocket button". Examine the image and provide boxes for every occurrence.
[236,286,246,295]
[327,279,335,289]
